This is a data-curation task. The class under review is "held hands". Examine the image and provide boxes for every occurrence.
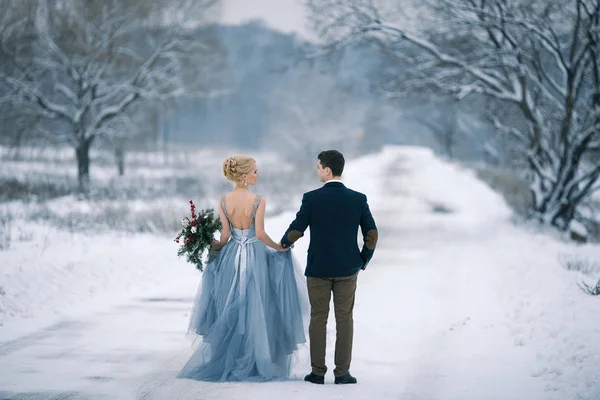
[275,242,290,252]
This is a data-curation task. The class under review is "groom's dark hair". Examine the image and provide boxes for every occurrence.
[318,150,345,177]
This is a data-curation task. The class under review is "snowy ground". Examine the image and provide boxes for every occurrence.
[1,146,600,400]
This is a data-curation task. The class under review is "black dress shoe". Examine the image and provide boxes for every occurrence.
[304,373,325,384]
[334,373,357,384]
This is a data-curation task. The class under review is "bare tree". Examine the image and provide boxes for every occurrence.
[0,0,223,193]
[307,0,600,233]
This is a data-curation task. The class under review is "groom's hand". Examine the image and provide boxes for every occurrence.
[281,238,295,249]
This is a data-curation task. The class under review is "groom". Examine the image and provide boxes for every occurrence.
[281,150,378,385]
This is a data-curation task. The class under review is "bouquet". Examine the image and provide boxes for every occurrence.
[175,200,222,271]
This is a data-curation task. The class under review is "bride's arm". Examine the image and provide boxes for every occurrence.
[255,197,288,251]
[212,199,231,250]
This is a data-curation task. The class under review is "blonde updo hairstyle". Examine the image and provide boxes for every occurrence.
[223,155,256,184]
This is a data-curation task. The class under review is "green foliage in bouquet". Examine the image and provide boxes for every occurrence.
[175,200,222,271]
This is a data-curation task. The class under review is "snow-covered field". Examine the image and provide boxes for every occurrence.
[1,146,599,400]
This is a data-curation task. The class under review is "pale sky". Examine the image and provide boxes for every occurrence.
[221,0,316,40]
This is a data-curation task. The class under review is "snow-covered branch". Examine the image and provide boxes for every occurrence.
[2,73,73,120]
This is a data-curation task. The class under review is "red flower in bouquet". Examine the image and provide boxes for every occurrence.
[175,200,222,271]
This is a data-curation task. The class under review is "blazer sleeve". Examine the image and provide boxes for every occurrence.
[359,194,378,270]
[281,193,311,248]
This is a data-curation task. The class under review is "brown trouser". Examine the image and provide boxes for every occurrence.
[307,272,358,377]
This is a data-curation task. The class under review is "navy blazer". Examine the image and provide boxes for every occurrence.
[281,182,378,278]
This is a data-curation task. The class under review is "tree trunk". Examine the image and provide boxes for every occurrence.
[445,100,458,159]
[547,198,575,231]
[444,131,454,159]
[115,141,125,176]
[76,137,94,194]
[533,174,585,232]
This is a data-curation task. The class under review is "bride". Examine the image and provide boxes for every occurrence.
[178,155,309,382]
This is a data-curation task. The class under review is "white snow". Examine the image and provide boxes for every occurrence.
[570,219,588,237]
[0,228,195,338]
[1,145,600,400]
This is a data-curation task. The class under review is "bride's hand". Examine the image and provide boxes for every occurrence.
[275,243,290,252]
[211,240,220,250]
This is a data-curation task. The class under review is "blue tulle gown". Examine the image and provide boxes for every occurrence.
[178,195,309,382]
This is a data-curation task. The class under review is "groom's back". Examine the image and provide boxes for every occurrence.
[304,182,370,278]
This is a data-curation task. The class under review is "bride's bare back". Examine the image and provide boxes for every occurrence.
[224,190,258,230]
[212,188,286,252]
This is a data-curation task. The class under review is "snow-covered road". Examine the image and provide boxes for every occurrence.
[1,147,599,400]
